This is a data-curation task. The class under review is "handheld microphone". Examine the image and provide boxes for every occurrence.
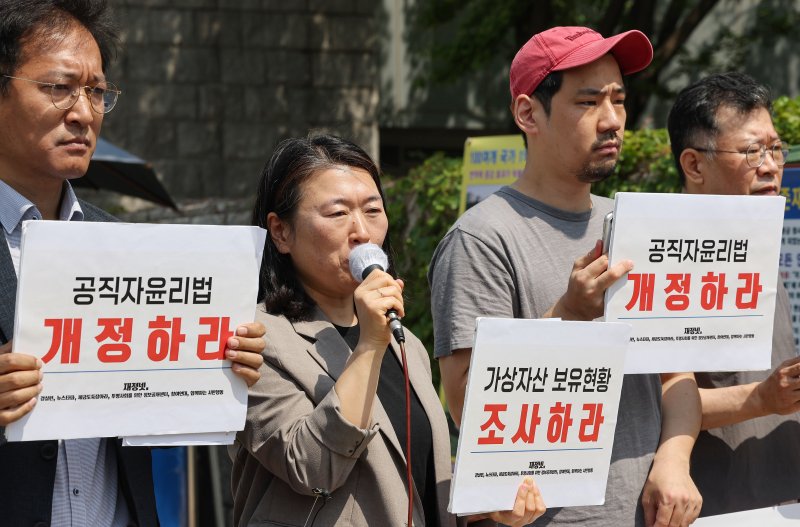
[349,243,406,343]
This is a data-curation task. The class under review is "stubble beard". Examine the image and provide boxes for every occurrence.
[576,132,622,183]
[577,161,617,184]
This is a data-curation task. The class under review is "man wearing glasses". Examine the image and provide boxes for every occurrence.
[0,1,264,525]
[668,71,800,515]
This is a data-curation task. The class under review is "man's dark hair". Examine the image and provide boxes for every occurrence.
[521,70,564,147]
[531,71,564,117]
[252,134,396,322]
[0,0,118,95]
[667,72,772,185]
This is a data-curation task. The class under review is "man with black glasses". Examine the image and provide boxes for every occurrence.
[0,1,264,525]
[668,71,800,516]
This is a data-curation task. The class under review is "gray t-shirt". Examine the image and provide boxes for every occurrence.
[429,187,662,526]
[692,280,800,515]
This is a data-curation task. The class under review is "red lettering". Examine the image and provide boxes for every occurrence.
[511,403,541,444]
[477,403,507,445]
[95,318,133,363]
[42,318,82,364]
[625,273,655,311]
[700,272,728,310]
[578,403,605,442]
[665,273,691,311]
[147,316,186,362]
[735,272,762,309]
[197,316,232,360]
[546,402,573,443]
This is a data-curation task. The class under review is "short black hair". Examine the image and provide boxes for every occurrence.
[0,0,118,95]
[252,134,396,322]
[667,72,772,185]
[532,70,564,117]
[520,71,564,148]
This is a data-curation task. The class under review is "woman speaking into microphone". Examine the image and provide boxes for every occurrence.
[230,134,545,527]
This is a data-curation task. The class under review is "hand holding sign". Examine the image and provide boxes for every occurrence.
[0,341,42,426]
[226,322,266,387]
[467,477,547,526]
[548,240,634,321]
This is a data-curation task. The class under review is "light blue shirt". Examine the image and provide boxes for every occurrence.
[0,179,130,527]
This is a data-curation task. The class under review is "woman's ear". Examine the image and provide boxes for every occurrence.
[680,149,705,190]
[266,212,292,254]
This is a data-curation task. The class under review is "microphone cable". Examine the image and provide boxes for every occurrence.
[303,488,332,527]
[399,339,413,527]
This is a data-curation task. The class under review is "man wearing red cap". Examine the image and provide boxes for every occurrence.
[430,27,703,526]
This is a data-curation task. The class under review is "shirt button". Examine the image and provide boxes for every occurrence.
[73,488,80,496]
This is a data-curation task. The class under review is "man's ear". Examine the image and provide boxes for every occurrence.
[512,94,541,137]
[266,212,292,254]
[680,149,706,190]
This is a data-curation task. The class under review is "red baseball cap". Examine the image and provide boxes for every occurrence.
[509,26,653,100]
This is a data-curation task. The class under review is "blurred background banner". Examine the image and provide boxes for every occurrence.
[778,144,800,350]
[459,135,525,214]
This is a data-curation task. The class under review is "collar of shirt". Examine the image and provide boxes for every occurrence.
[0,178,84,234]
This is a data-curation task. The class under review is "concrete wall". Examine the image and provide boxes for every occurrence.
[87,0,379,222]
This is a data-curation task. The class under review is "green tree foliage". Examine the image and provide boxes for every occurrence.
[407,0,800,126]
[386,154,462,388]
[593,129,681,197]
[774,95,800,146]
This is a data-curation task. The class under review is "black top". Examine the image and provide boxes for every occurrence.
[334,324,439,527]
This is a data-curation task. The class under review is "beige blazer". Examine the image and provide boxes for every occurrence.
[229,305,459,527]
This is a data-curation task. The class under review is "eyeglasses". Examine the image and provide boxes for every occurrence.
[693,141,789,168]
[2,74,121,114]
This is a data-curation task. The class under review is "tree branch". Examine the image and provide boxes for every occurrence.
[655,0,689,47]
[651,0,722,74]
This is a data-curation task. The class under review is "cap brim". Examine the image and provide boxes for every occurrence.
[553,30,653,76]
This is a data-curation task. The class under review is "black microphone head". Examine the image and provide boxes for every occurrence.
[349,243,388,282]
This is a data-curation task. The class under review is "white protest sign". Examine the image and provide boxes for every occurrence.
[693,503,800,526]
[6,221,266,442]
[449,318,629,515]
[605,193,784,374]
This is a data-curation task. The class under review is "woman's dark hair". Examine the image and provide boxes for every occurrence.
[0,0,118,94]
[252,134,396,321]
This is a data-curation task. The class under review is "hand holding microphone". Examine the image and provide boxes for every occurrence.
[350,244,414,526]
[349,243,406,343]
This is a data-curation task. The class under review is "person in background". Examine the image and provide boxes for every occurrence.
[230,134,546,526]
[0,1,265,525]
[668,71,800,516]
[429,26,703,527]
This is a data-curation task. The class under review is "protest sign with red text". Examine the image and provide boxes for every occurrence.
[6,221,265,442]
[449,318,629,515]
[604,193,784,374]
